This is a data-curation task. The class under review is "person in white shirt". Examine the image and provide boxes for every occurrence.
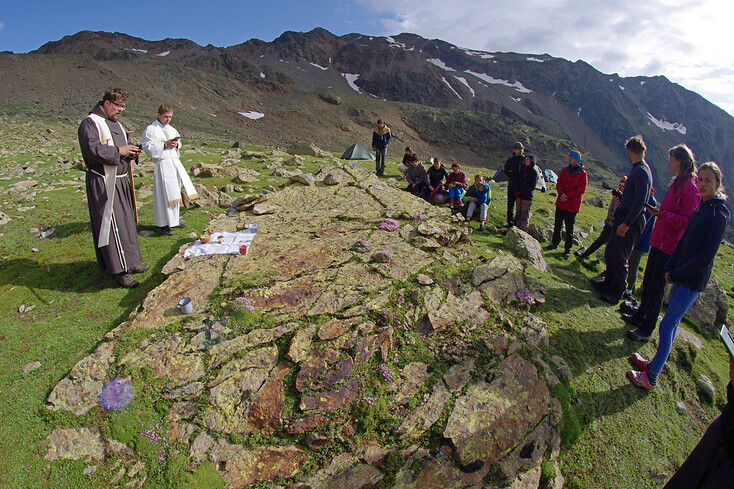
[141,104,198,235]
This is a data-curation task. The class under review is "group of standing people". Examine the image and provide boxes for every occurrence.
[78,89,197,288]
[505,142,588,258]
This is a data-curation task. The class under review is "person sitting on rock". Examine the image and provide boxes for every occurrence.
[406,156,429,197]
[445,162,468,209]
[426,157,449,202]
[465,174,491,231]
[515,154,542,232]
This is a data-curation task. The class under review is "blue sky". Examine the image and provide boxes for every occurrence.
[0,1,382,53]
[2,0,734,116]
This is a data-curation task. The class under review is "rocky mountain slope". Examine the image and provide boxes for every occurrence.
[3,28,733,191]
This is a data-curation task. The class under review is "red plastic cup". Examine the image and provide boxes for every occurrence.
[239,245,248,255]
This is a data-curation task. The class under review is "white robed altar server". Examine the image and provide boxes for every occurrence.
[141,104,198,234]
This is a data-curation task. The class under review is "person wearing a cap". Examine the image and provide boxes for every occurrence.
[503,142,525,227]
[592,135,652,304]
[371,119,391,177]
[548,150,588,258]
[575,176,626,258]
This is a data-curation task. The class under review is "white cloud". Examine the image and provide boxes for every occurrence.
[354,0,734,115]
[0,21,4,31]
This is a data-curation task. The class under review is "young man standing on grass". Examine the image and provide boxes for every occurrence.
[592,136,652,303]
[503,141,525,227]
[371,119,391,177]
[78,88,149,288]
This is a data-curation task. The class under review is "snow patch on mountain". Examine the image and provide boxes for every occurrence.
[238,111,264,120]
[156,51,169,57]
[309,62,329,70]
[342,73,362,94]
[465,70,532,93]
[647,113,686,134]
[527,57,545,63]
[453,76,475,97]
[442,77,462,99]
[462,48,494,59]
[427,58,455,71]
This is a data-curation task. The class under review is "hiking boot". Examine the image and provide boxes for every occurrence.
[600,292,620,304]
[628,353,650,372]
[619,298,639,315]
[479,224,485,231]
[177,219,187,229]
[591,279,608,294]
[574,250,587,258]
[626,328,651,342]
[627,369,656,390]
[115,272,138,288]
[562,251,571,259]
[129,263,150,274]
[621,313,644,328]
[159,226,174,236]
[546,243,558,250]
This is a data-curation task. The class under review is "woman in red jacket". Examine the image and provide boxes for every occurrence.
[548,151,588,258]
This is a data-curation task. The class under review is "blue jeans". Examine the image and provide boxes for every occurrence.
[448,187,465,200]
[649,284,700,375]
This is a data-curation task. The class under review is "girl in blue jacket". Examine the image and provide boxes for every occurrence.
[628,162,730,390]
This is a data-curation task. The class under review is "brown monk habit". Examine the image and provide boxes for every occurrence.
[78,103,143,275]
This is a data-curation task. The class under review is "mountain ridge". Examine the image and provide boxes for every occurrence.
[6,28,734,192]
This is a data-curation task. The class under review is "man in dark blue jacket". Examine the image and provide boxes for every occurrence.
[503,142,525,227]
[371,119,392,177]
[593,135,652,303]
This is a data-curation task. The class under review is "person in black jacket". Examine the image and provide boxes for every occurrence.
[592,136,652,303]
[426,158,449,201]
[661,356,734,488]
[515,154,541,231]
[627,162,729,391]
[371,119,391,176]
[504,142,525,227]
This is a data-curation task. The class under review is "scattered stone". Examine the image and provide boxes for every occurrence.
[503,227,550,272]
[443,355,550,467]
[323,173,342,185]
[252,203,278,215]
[212,444,309,488]
[444,358,476,392]
[289,173,316,186]
[45,427,105,462]
[285,155,304,166]
[47,342,115,415]
[82,465,97,475]
[285,415,329,435]
[676,401,687,414]
[300,378,360,412]
[0,211,10,226]
[551,355,573,382]
[22,361,42,374]
[398,382,451,440]
[288,324,318,363]
[286,142,332,158]
[697,374,716,400]
[584,196,605,208]
[416,274,434,285]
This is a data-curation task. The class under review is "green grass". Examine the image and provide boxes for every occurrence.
[1,116,732,488]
